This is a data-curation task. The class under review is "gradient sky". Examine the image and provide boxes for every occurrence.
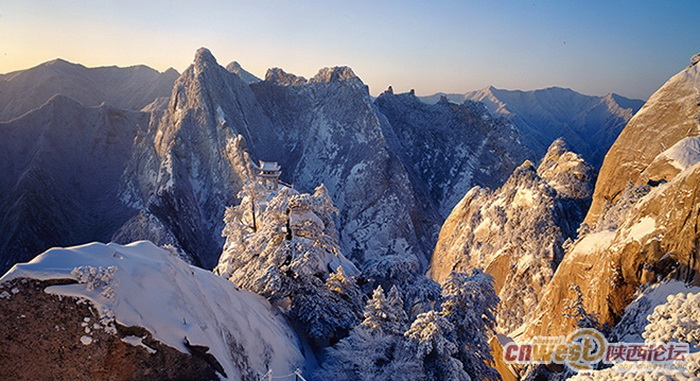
[1,1,698,100]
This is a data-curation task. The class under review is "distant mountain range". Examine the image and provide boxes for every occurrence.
[0,59,179,122]
[420,87,644,168]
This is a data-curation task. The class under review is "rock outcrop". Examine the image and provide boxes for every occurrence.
[585,59,700,226]
[429,139,594,333]
[116,48,282,268]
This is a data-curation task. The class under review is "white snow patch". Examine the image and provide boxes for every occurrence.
[80,335,93,345]
[653,135,700,171]
[122,335,157,354]
[569,230,616,258]
[1,241,305,379]
[216,105,226,126]
[625,216,658,243]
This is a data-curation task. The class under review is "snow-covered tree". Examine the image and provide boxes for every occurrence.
[563,283,600,330]
[361,286,408,336]
[569,291,700,380]
[439,270,500,381]
[363,254,441,318]
[315,285,418,380]
[315,326,421,381]
[644,291,700,345]
[290,276,361,346]
[326,266,365,315]
[214,182,360,345]
[404,311,471,381]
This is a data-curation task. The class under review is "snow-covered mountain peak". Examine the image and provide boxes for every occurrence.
[225,61,261,84]
[429,141,592,332]
[537,138,595,200]
[264,67,307,86]
[194,47,217,66]
[310,66,363,87]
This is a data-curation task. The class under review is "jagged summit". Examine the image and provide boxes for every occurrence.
[264,67,307,86]
[541,137,568,158]
[225,61,261,84]
[429,140,593,333]
[194,47,217,65]
[310,66,361,84]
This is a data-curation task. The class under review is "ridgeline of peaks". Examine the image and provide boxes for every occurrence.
[0,94,149,271]
[0,58,178,122]
[0,47,645,274]
[4,47,700,380]
[374,89,530,218]
[420,86,644,169]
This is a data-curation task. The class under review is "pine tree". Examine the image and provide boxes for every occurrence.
[361,286,408,336]
[439,270,500,381]
[326,266,365,316]
[404,311,471,381]
[315,284,419,380]
[563,283,599,330]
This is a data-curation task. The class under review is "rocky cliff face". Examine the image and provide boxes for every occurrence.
[374,92,530,218]
[429,139,594,333]
[585,61,700,226]
[0,95,147,273]
[116,48,283,268]
[0,59,178,122]
[526,58,700,339]
[251,67,438,268]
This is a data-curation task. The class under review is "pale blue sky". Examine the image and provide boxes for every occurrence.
[1,1,697,99]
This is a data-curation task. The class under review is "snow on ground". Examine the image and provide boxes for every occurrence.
[569,230,617,258]
[623,216,659,243]
[0,241,305,380]
[613,281,700,343]
[653,136,700,171]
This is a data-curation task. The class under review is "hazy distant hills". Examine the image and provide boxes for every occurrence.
[0,59,178,122]
[420,87,645,168]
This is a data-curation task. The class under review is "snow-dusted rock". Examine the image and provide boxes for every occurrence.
[429,140,594,333]
[374,91,530,218]
[117,47,283,268]
[585,61,700,226]
[0,241,305,380]
[252,66,435,268]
